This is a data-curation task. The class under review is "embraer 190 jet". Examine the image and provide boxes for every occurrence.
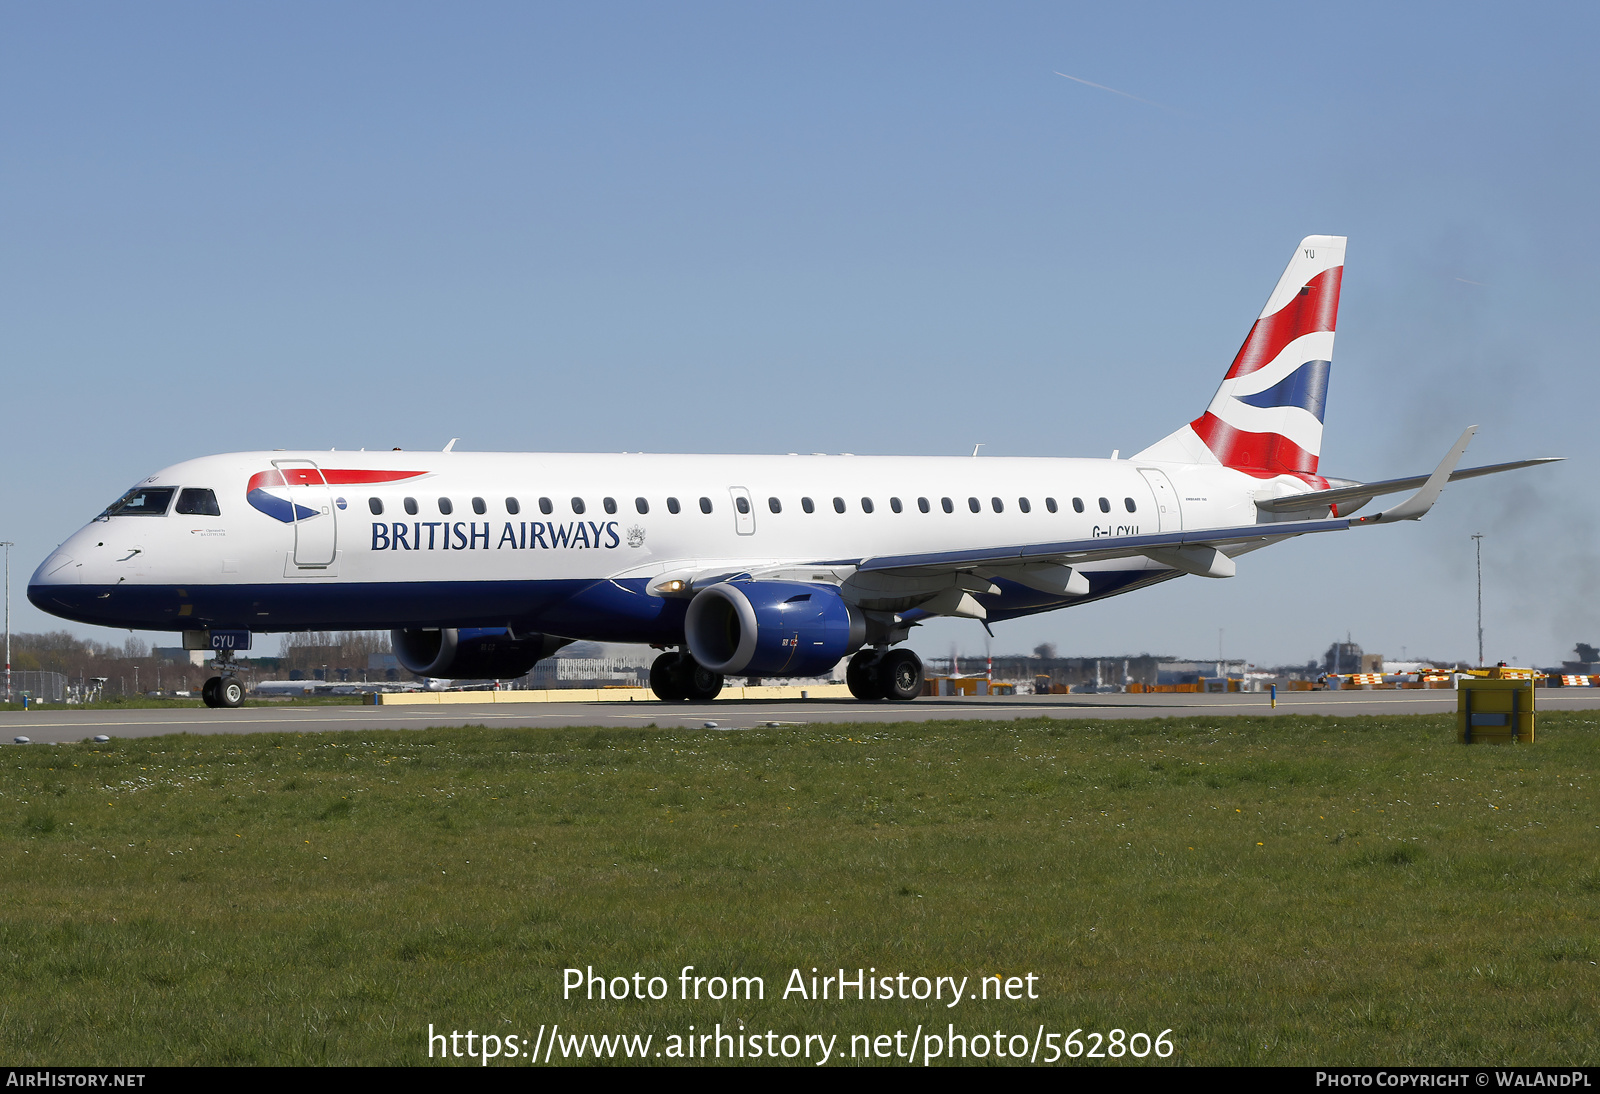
[30,236,1556,707]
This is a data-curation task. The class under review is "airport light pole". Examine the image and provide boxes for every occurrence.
[1,541,12,704]
[1472,533,1484,667]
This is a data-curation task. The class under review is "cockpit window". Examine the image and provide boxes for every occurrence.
[98,487,175,518]
[175,488,221,516]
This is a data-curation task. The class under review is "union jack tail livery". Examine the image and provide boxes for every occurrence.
[1135,235,1345,479]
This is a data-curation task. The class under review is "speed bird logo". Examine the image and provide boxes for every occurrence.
[246,468,427,523]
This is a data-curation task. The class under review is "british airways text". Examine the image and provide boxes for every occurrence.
[370,521,623,551]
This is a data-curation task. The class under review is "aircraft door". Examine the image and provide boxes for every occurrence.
[1137,468,1181,533]
[728,486,756,536]
[273,459,338,567]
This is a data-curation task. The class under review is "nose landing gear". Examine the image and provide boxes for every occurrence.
[201,650,245,708]
[201,675,244,708]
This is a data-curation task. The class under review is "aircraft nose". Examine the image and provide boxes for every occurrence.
[31,551,81,585]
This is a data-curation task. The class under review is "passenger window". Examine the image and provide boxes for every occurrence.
[833,497,846,514]
[1018,497,1031,514]
[438,497,454,515]
[1045,497,1058,513]
[736,496,750,515]
[404,497,419,516]
[768,497,782,514]
[635,497,649,515]
[506,497,521,515]
[1125,497,1137,513]
[861,497,874,514]
[571,497,586,515]
[918,497,931,513]
[801,497,815,514]
[539,497,554,515]
[1072,498,1084,514]
[699,497,712,514]
[368,497,384,516]
[1098,497,1110,513]
[991,497,1004,513]
[890,497,903,513]
[667,497,681,514]
[968,497,980,513]
[471,497,486,515]
[603,497,617,515]
[175,488,221,516]
[941,497,953,514]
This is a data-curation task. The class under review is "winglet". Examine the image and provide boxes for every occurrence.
[1356,426,1477,524]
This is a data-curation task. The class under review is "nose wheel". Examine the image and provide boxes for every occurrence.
[201,675,244,708]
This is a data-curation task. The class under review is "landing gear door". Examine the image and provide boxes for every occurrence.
[1137,468,1181,534]
[729,486,756,536]
[272,459,338,567]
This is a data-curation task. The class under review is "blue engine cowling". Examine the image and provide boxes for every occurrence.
[391,627,567,679]
[685,581,866,677]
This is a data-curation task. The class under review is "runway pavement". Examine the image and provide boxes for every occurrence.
[5,688,1600,743]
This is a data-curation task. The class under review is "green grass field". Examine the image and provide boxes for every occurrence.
[2,712,1595,1066]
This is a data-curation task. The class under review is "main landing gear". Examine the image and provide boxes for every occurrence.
[846,647,924,702]
[649,650,725,702]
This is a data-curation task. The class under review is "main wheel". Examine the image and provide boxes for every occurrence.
[201,677,221,708]
[846,649,885,700]
[681,658,724,702]
[878,648,924,702]
[218,676,245,708]
[650,652,687,701]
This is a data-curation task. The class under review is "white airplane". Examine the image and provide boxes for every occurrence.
[29,236,1557,708]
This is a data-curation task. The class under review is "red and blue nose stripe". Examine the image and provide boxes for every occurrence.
[246,468,426,523]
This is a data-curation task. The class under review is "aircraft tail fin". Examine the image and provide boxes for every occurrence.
[1133,235,1346,478]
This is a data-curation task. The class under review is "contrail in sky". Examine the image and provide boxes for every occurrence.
[1054,71,1174,112]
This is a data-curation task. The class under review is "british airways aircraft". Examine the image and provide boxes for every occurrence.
[29,237,1556,708]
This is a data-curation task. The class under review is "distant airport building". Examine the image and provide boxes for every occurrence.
[1156,661,1248,686]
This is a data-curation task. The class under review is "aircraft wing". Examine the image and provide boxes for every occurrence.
[838,517,1350,619]
[1257,457,1562,515]
[857,516,1350,576]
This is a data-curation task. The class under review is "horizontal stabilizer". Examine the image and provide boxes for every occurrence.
[1258,456,1563,515]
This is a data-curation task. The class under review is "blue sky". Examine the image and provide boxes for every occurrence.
[4,2,1595,666]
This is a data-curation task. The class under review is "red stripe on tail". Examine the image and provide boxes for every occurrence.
[1224,266,1343,380]
[1190,412,1320,477]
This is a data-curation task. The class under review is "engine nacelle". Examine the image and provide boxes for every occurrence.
[391,627,567,679]
[685,581,866,677]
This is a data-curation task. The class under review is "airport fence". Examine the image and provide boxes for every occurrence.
[6,670,67,703]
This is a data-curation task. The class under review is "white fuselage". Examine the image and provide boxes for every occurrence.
[29,449,1302,642]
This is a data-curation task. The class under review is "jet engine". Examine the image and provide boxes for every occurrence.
[391,627,568,679]
[685,581,866,678]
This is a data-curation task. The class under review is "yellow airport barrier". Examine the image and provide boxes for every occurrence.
[374,684,855,705]
[1457,676,1534,744]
